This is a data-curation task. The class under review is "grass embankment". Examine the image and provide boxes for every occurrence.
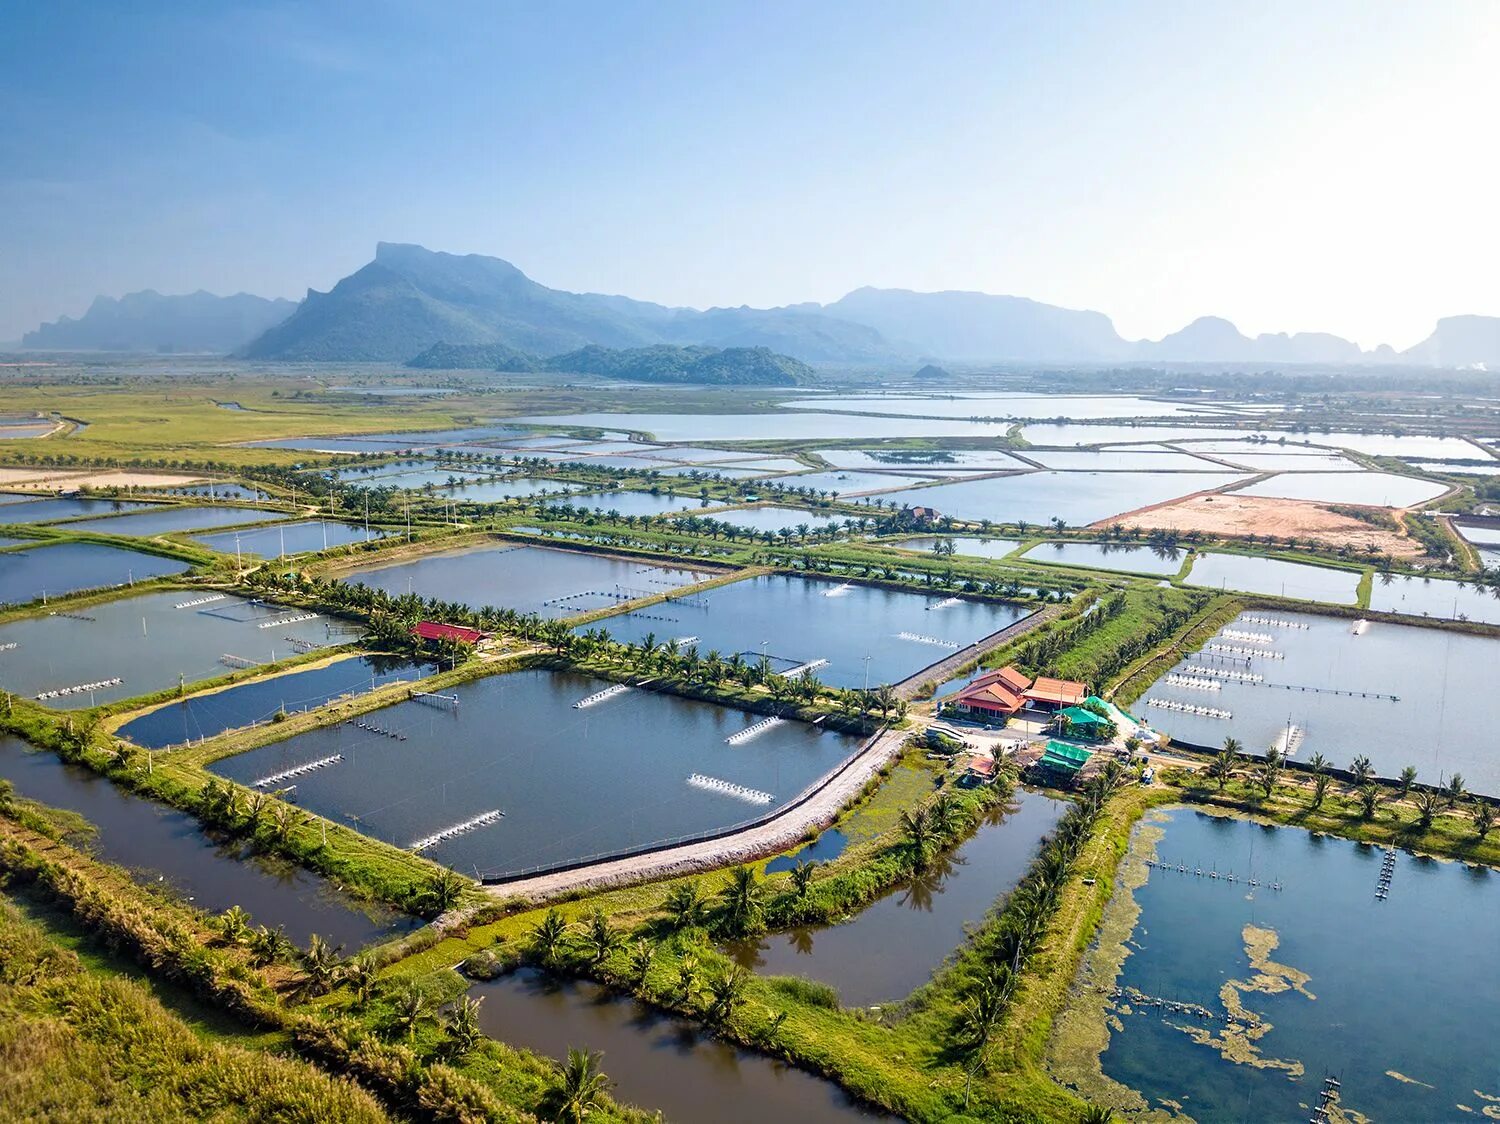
[0,789,655,1123]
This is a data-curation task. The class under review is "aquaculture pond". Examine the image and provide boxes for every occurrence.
[1141,611,1500,792]
[118,654,434,749]
[1026,541,1185,576]
[441,476,584,502]
[249,425,526,452]
[470,969,886,1123]
[764,826,850,873]
[0,590,338,709]
[816,448,1027,471]
[336,465,503,488]
[728,788,1069,1006]
[0,497,152,524]
[0,541,191,605]
[514,410,1020,443]
[1064,807,1500,1122]
[545,489,709,517]
[775,469,938,494]
[1022,449,1231,472]
[151,482,266,501]
[0,736,412,949]
[874,472,1247,528]
[192,519,387,557]
[696,506,849,536]
[210,668,862,877]
[780,393,1216,420]
[589,573,1032,689]
[62,503,285,537]
[888,535,1021,560]
[1366,572,1500,626]
[339,543,715,618]
[1183,552,1360,604]
[1232,471,1448,507]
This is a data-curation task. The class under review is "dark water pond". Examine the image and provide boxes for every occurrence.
[1184,552,1360,604]
[0,590,337,708]
[1367,572,1500,625]
[470,969,885,1123]
[210,668,861,877]
[889,535,1021,560]
[0,735,412,949]
[1027,541,1185,576]
[764,827,849,873]
[0,497,152,524]
[1095,808,1499,1122]
[63,504,285,537]
[0,541,191,605]
[728,789,1068,1007]
[192,519,387,557]
[341,543,714,618]
[1142,610,1500,794]
[118,654,434,749]
[590,573,1031,689]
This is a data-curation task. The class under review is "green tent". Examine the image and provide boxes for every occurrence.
[1058,705,1111,734]
[1040,740,1094,775]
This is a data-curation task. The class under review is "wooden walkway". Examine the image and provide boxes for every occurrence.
[893,601,1068,699]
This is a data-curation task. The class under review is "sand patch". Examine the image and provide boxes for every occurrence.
[1098,492,1418,558]
[68,471,210,490]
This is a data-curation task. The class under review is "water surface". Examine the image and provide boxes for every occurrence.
[887,535,1021,560]
[1184,553,1360,603]
[0,541,191,604]
[192,520,387,557]
[1366,573,1500,625]
[1233,472,1446,507]
[0,735,412,949]
[211,668,861,876]
[0,497,152,524]
[64,504,286,536]
[1027,541,1185,576]
[1094,808,1499,1122]
[874,472,1247,527]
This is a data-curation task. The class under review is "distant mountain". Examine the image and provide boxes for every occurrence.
[405,341,539,371]
[1401,315,1500,368]
[914,363,953,380]
[1133,316,1364,364]
[407,340,810,386]
[22,290,295,353]
[662,306,898,363]
[822,287,1128,362]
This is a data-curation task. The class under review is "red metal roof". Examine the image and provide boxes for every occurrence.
[412,621,483,644]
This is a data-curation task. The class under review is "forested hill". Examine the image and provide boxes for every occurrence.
[406,341,812,385]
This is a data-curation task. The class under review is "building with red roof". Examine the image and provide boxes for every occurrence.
[412,621,484,646]
[948,665,1088,722]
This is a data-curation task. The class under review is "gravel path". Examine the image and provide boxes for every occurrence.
[483,726,909,903]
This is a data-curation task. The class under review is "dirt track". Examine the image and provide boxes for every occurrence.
[483,726,909,903]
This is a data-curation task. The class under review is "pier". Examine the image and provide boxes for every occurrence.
[573,683,631,709]
[726,716,785,745]
[410,809,504,852]
[412,690,459,711]
[219,653,260,669]
[687,773,774,805]
[253,753,343,789]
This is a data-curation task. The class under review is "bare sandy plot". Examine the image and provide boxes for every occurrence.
[0,468,208,492]
[69,470,209,490]
[0,466,90,490]
[1098,492,1419,558]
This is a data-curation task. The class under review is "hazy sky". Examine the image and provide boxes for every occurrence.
[3,1,1497,347]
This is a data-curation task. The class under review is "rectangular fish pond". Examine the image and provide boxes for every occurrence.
[887,534,1022,560]
[209,667,863,877]
[0,541,191,605]
[0,735,412,949]
[1138,610,1500,794]
[543,489,713,517]
[191,519,387,557]
[62,503,286,537]
[1025,541,1186,576]
[1366,572,1500,626]
[1051,806,1500,1122]
[0,497,153,524]
[585,573,1034,689]
[338,542,716,618]
[0,589,344,709]
[117,654,434,749]
[692,505,851,536]
[1183,552,1361,604]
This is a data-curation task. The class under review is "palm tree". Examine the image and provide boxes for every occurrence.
[705,965,748,1023]
[1307,752,1328,776]
[393,982,431,1042]
[674,954,701,1003]
[529,909,571,968]
[302,933,344,994]
[249,924,293,967]
[1444,773,1467,807]
[664,882,709,930]
[1256,762,1279,799]
[544,1048,613,1124]
[626,939,656,988]
[445,995,483,1057]
[718,867,765,935]
[1397,766,1418,798]
[342,954,378,1007]
[1206,748,1237,792]
[426,868,469,914]
[580,910,622,966]
[1470,800,1495,840]
[901,806,934,870]
[1349,755,1375,788]
[1413,790,1440,831]
[1311,773,1330,809]
[790,859,818,900]
[1357,783,1380,821]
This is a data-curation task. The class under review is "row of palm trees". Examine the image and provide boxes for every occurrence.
[1202,739,1495,838]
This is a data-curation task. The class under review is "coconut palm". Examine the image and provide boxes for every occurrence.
[1357,783,1380,820]
[301,933,345,995]
[705,965,748,1023]
[1310,773,1330,809]
[626,939,656,988]
[1470,800,1495,840]
[901,806,935,870]
[1307,752,1328,776]
[445,995,483,1057]
[580,910,622,966]
[392,982,431,1042]
[790,859,818,900]
[1079,1106,1117,1124]
[674,954,701,1003]
[426,869,469,914]
[342,954,378,1007]
[1397,766,1418,798]
[543,1048,613,1124]
[664,881,709,930]
[1444,773,1467,807]
[1205,748,1237,792]
[1349,755,1375,788]
[1256,762,1280,799]
[1413,790,1440,830]
[529,909,571,968]
[718,866,765,936]
[249,924,293,967]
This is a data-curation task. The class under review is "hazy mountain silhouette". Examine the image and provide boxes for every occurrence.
[1401,315,1500,368]
[23,290,295,353]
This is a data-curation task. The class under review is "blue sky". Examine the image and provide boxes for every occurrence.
[3,1,1496,347]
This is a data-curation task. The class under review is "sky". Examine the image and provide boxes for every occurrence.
[2,0,1497,348]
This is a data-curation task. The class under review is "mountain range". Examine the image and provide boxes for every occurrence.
[22,290,296,353]
[19,242,1500,369]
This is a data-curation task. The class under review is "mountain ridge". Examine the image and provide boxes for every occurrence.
[22,289,296,353]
